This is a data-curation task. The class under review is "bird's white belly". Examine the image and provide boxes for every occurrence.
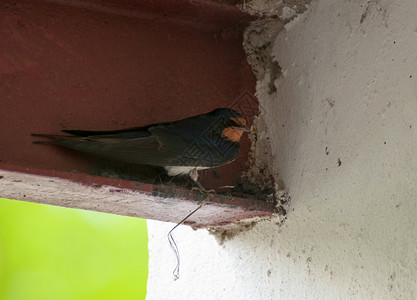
[164,166,210,176]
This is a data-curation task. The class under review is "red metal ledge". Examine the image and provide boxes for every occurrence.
[0,0,271,226]
[0,163,277,227]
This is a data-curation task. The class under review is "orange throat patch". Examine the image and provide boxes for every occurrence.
[222,127,244,142]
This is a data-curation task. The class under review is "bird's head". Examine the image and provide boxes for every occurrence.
[209,108,250,142]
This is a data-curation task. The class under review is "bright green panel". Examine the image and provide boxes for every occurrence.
[0,198,148,300]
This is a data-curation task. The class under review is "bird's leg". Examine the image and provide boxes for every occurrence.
[189,169,215,194]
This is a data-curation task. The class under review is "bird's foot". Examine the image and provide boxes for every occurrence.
[191,186,216,194]
[218,185,235,190]
[189,169,216,194]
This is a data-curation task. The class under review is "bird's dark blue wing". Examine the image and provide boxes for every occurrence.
[47,131,184,166]
[33,108,242,168]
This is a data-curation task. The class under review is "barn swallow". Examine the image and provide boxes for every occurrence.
[32,108,249,189]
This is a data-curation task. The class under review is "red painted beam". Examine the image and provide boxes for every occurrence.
[0,0,273,226]
[0,163,277,227]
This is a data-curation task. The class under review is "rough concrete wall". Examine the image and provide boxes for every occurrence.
[147,0,417,298]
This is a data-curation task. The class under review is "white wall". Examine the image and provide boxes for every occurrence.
[147,0,417,298]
